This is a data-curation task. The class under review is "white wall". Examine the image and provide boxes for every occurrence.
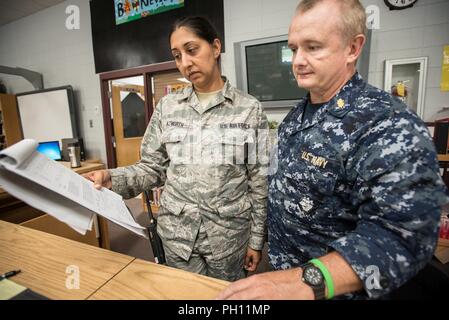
[364,0,449,121]
[0,0,106,162]
[221,0,449,123]
[221,0,300,124]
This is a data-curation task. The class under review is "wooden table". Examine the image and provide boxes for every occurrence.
[89,259,229,300]
[60,161,106,175]
[0,220,133,300]
[0,220,229,300]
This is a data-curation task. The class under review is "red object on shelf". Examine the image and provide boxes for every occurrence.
[440,218,449,240]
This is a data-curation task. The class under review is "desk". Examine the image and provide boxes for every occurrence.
[60,161,106,175]
[0,220,229,300]
[89,259,229,300]
[0,161,110,249]
[0,220,133,300]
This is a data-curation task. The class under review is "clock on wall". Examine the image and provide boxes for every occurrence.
[384,0,418,10]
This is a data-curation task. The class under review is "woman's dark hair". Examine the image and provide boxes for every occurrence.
[169,16,222,64]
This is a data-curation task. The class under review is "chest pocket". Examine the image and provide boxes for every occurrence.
[284,156,339,198]
[200,129,254,165]
[220,129,254,165]
[306,162,338,197]
[161,128,188,164]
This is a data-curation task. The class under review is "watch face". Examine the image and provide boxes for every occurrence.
[304,266,323,286]
[384,0,418,10]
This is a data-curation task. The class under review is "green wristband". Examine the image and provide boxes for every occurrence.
[309,258,334,300]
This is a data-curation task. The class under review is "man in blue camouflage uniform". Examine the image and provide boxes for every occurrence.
[217,0,449,300]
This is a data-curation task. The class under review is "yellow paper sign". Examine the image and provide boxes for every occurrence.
[442,45,449,92]
[0,279,26,300]
[397,82,405,97]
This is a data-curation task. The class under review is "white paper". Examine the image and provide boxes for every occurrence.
[0,169,94,233]
[0,139,148,239]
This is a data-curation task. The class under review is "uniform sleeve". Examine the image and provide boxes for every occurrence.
[246,102,269,251]
[329,113,449,299]
[109,99,169,199]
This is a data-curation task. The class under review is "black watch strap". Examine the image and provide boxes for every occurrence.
[301,262,326,300]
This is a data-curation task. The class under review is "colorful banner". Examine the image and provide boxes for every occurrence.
[115,0,185,25]
[442,45,449,92]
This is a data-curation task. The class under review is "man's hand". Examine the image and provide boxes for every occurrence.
[82,169,112,190]
[244,248,262,272]
[216,268,314,300]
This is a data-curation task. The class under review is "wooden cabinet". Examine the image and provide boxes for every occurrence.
[20,214,100,247]
[0,93,23,150]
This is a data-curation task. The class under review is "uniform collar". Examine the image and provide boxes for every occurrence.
[289,72,365,132]
[178,76,235,112]
[327,71,365,118]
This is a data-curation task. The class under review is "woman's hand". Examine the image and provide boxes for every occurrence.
[244,247,262,272]
[82,169,112,190]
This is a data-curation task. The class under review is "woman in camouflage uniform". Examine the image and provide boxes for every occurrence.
[84,16,268,281]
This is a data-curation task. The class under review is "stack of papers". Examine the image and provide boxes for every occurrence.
[0,139,148,239]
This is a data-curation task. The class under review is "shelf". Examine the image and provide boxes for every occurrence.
[438,238,449,248]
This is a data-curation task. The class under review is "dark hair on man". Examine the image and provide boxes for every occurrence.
[169,16,222,64]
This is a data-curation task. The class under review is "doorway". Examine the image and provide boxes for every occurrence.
[111,76,146,167]
[99,62,189,169]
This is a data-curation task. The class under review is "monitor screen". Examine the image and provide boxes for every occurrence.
[245,40,307,103]
[37,141,62,161]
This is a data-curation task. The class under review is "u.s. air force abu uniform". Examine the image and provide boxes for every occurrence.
[268,72,449,298]
[109,79,268,281]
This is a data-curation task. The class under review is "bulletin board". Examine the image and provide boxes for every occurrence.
[16,86,78,145]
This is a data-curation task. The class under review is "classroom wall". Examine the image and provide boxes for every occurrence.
[0,0,448,163]
[0,0,106,162]
[221,0,449,123]
[364,0,449,121]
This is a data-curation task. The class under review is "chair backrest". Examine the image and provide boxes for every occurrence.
[426,121,449,155]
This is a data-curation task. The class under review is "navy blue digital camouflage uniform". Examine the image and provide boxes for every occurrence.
[268,72,449,299]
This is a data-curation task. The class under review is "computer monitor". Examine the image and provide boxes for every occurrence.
[36,141,62,161]
[234,31,372,108]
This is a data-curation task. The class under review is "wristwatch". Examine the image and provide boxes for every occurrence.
[301,262,326,300]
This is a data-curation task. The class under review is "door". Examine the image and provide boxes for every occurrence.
[111,81,146,167]
[152,70,188,106]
